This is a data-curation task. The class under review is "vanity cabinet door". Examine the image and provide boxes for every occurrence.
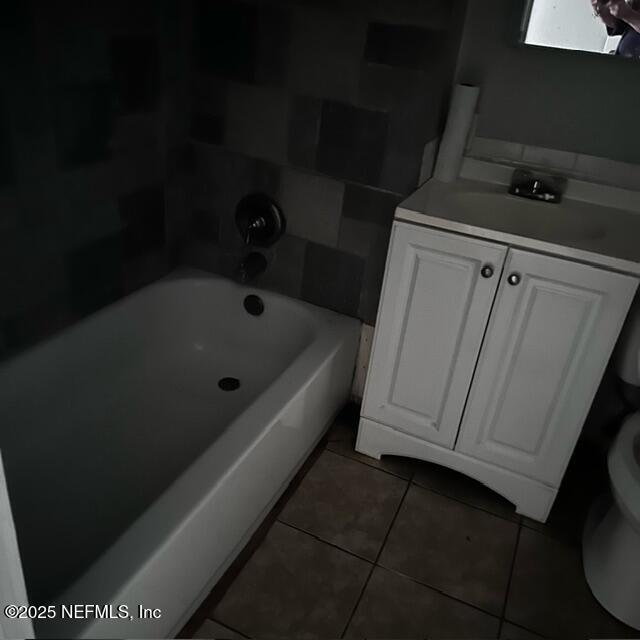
[456,249,638,485]
[362,222,507,448]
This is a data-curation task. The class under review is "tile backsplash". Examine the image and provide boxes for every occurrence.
[468,136,640,193]
[183,0,466,324]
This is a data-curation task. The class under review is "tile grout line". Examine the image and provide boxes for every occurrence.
[323,436,530,631]
[377,564,503,624]
[338,560,376,640]
[497,521,523,636]
[284,447,518,625]
[409,478,521,525]
[329,440,523,524]
[205,616,250,639]
[188,139,407,199]
[338,479,412,639]
[276,519,376,565]
[325,442,414,481]
[374,480,412,567]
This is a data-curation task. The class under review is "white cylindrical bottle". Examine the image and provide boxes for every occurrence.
[433,84,480,183]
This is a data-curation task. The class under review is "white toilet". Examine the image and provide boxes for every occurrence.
[583,297,640,630]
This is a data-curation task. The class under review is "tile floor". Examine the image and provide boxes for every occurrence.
[183,404,639,640]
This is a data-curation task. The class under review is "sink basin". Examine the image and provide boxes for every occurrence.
[445,192,606,242]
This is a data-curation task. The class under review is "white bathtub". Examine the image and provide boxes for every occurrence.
[0,270,360,639]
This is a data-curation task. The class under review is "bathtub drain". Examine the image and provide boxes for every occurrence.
[218,377,241,391]
[244,295,264,316]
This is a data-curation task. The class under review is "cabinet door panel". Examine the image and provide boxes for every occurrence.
[362,223,507,448]
[456,249,638,484]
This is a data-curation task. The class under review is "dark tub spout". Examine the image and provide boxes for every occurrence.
[237,252,267,284]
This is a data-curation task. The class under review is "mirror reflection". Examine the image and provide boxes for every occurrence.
[524,0,640,58]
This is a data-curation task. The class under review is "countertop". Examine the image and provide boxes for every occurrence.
[396,165,640,277]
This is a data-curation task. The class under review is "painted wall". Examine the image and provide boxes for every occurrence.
[456,0,640,164]
[182,0,466,324]
[0,1,191,361]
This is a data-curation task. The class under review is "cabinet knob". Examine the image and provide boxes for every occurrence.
[480,265,494,279]
[507,272,522,286]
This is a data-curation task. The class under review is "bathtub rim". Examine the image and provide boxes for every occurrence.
[0,267,324,374]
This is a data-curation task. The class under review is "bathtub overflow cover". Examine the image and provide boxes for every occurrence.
[218,377,241,391]
[244,295,264,316]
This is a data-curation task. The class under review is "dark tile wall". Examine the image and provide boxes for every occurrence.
[183,0,466,324]
[0,0,466,362]
[0,0,192,360]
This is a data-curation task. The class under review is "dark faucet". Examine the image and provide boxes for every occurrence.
[235,194,286,247]
[509,169,565,204]
[237,252,267,284]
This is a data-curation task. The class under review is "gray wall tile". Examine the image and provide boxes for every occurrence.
[123,249,168,294]
[278,167,345,247]
[191,73,228,114]
[339,217,385,258]
[193,2,290,87]
[468,137,525,163]
[358,64,435,112]
[118,185,166,259]
[342,184,402,227]
[338,213,391,321]
[253,5,291,87]
[0,95,14,186]
[49,25,112,85]
[225,83,289,164]
[191,208,220,244]
[381,93,444,194]
[0,1,184,358]
[288,8,367,103]
[185,0,463,323]
[66,233,124,315]
[255,233,308,299]
[53,84,115,169]
[522,145,577,171]
[302,242,364,316]
[364,22,446,71]
[288,95,322,169]
[190,113,224,145]
[193,1,259,82]
[317,101,388,186]
[110,35,159,113]
[374,0,453,29]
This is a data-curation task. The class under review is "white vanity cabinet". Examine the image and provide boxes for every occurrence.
[362,223,507,448]
[358,221,638,521]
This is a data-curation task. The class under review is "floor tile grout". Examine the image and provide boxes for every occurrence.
[327,437,525,527]
[409,477,522,525]
[373,479,412,565]
[497,522,523,637]
[275,519,377,564]
[204,616,250,639]
[376,563,503,624]
[500,618,547,639]
[325,442,414,481]
[279,483,508,627]
[518,516,580,547]
[339,479,413,639]
[339,561,376,640]
[184,413,623,640]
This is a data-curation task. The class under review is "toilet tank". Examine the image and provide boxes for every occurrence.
[616,294,640,387]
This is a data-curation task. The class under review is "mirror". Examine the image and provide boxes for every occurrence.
[523,0,640,59]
